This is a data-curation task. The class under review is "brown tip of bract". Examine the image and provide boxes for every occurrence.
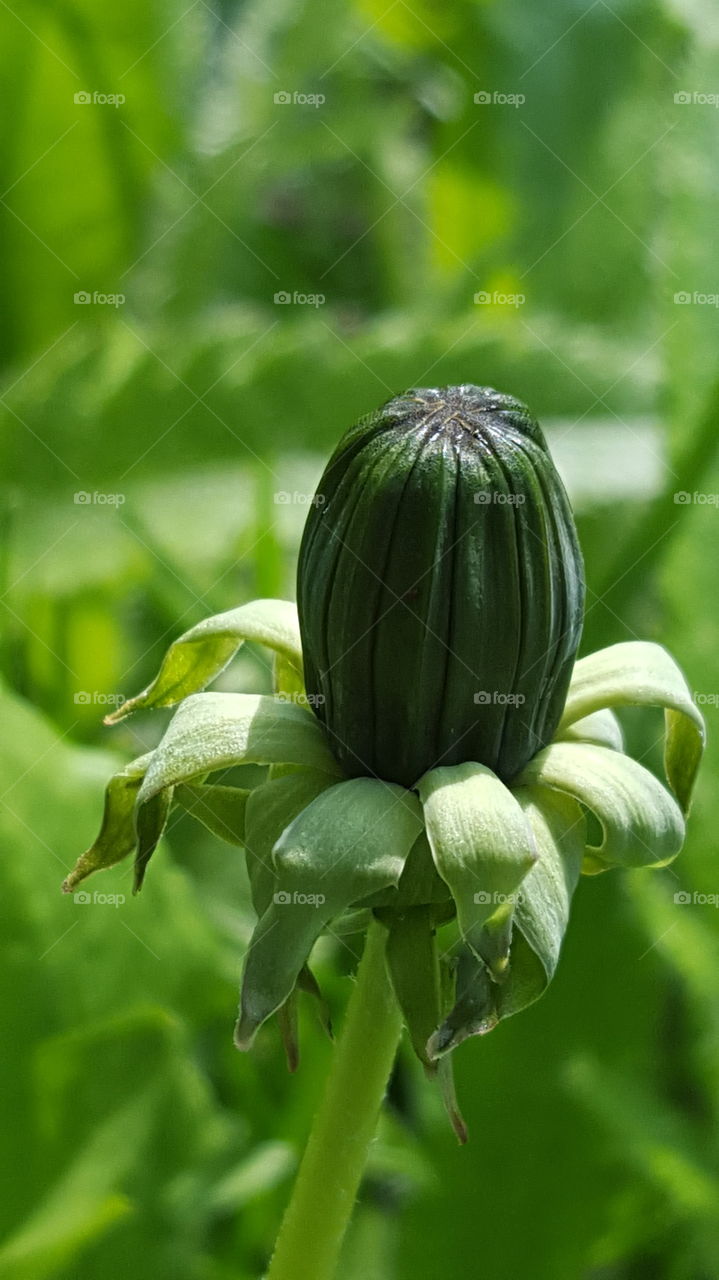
[449,1108,469,1145]
[437,1057,468,1144]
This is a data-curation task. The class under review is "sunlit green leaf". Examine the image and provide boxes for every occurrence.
[137,692,341,809]
[62,753,153,893]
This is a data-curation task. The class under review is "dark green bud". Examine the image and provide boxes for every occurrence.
[297,385,585,788]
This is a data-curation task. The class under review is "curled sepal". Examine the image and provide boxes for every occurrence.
[516,741,685,873]
[137,693,341,811]
[381,906,441,1070]
[174,783,250,847]
[133,786,174,892]
[244,770,339,916]
[555,708,624,752]
[273,966,334,1070]
[428,788,585,1057]
[105,599,303,724]
[235,779,423,1049]
[276,993,300,1073]
[559,641,705,814]
[62,752,153,893]
[436,957,468,1143]
[296,964,333,1041]
[427,947,498,1059]
[417,763,537,978]
[380,905,467,1141]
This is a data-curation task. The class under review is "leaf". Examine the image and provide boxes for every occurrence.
[382,905,441,1069]
[417,763,537,977]
[105,599,303,723]
[236,778,423,1047]
[133,788,175,893]
[516,741,686,873]
[381,905,467,1140]
[559,641,705,814]
[174,783,250,847]
[429,788,586,1057]
[61,753,153,893]
[555,708,624,752]
[244,769,338,916]
[137,693,341,809]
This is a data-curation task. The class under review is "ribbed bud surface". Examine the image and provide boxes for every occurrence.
[297,385,585,788]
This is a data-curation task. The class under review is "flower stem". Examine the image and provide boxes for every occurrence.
[266,917,402,1280]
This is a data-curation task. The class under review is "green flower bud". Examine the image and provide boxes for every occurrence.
[297,385,585,787]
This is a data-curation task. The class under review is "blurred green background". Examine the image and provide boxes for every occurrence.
[2,2,719,1277]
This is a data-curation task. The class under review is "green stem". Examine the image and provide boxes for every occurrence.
[266,918,402,1280]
